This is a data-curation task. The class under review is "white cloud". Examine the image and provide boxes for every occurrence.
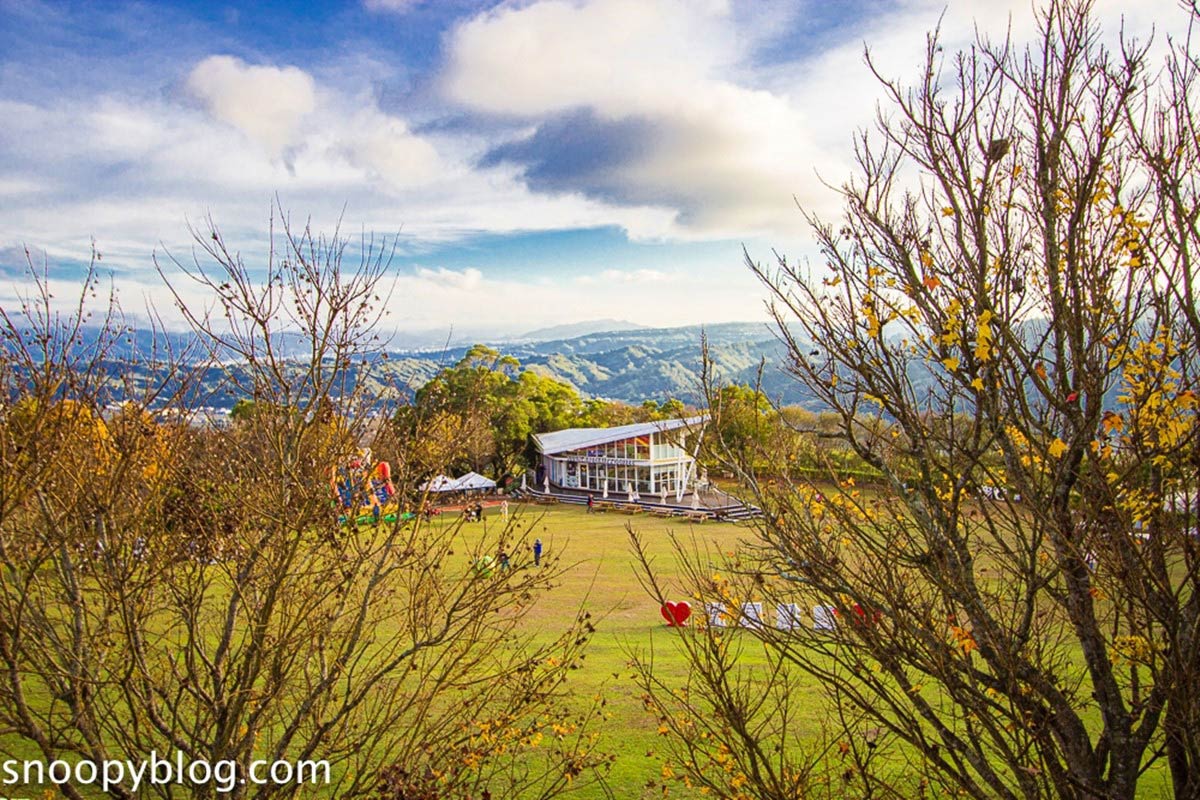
[593,268,670,284]
[442,0,837,238]
[186,56,316,155]
[412,266,483,291]
[444,0,736,118]
[0,177,46,197]
[89,99,171,158]
[389,262,764,334]
[443,0,1188,241]
[363,0,423,12]
[321,107,442,188]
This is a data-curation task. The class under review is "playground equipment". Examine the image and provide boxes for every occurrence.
[332,449,407,524]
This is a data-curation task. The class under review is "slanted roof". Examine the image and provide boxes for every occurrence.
[533,415,705,456]
[454,471,497,490]
[420,474,456,492]
[420,472,498,492]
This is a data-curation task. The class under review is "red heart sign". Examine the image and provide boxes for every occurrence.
[660,601,692,626]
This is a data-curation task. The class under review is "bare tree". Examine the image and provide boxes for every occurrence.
[0,214,607,799]
[1130,7,1200,794]
[634,2,1199,798]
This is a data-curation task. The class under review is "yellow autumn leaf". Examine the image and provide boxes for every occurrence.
[942,357,960,372]
[971,377,984,390]
[1048,438,1068,458]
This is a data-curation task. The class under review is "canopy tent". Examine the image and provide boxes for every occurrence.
[454,471,497,492]
[419,472,497,494]
[419,474,457,493]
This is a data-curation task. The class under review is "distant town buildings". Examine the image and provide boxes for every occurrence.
[102,403,233,430]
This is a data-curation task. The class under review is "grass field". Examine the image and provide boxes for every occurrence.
[0,500,1175,799]
[465,501,1174,800]
[477,501,755,800]
[0,501,747,800]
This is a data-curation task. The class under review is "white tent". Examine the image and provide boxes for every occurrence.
[420,474,457,493]
[420,473,497,494]
[454,471,497,492]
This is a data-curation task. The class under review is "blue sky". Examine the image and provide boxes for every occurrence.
[0,0,1183,338]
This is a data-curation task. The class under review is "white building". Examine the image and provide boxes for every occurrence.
[532,416,704,501]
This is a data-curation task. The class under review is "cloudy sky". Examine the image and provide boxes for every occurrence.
[0,0,1185,339]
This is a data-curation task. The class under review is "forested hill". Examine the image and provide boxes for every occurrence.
[407,321,814,407]
[67,321,833,409]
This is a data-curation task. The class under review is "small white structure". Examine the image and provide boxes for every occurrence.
[706,602,727,628]
[740,602,764,629]
[454,471,497,493]
[419,474,458,493]
[775,603,802,630]
[813,605,837,631]
[420,472,497,496]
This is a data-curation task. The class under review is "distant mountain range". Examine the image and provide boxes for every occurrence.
[516,318,645,341]
[398,321,809,407]
[363,321,819,409]
[39,320,833,410]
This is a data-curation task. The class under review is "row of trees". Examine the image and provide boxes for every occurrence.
[635,1,1200,799]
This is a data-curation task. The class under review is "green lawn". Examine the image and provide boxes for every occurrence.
[0,503,741,800]
[480,502,1175,800]
[0,501,1177,799]
[482,503,755,800]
